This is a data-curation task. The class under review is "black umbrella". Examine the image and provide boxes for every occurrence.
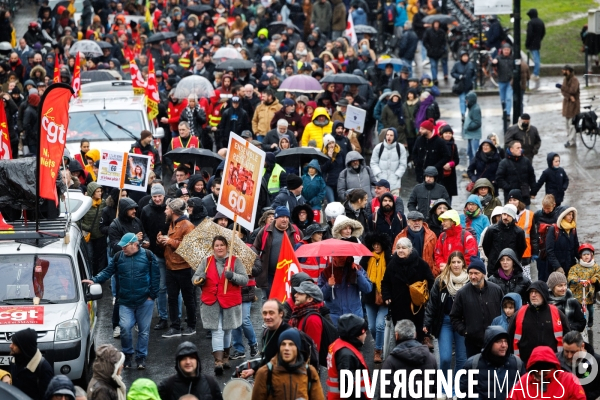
[268,21,301,35]
[354,25,378,35]
[164,148,224,170]
[80,70,116,84]
[320,73,368,85]
[186,4,215,15]
[422,14,458,25]
[275,147,329,172]
[0,382,32,400]
[146,31,177,44]
[97,41,113,49]
[215,59,254,70]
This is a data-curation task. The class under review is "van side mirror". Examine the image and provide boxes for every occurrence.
[86,283,103,301]
[154,127,165,139]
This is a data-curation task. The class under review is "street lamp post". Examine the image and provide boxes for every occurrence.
[512,0,522,124]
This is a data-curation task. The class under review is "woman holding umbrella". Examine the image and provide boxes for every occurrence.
[360,232,392,363]
[381,237,435,343]
[192,236,249,375]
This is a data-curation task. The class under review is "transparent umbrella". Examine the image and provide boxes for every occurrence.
[70,40,103,57]
[213,47,242,61]
[172,75,215,99]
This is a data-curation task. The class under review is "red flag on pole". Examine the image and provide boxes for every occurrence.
[52,55,60,83]
[0,104,12,160]
[72,52,81,98]
[130,59,147,96]
[145,54,160,120]
[38,84,74,205]
[270,234,303,303]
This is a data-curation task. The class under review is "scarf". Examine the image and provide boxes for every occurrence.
[479,193,493,208]
[288,301,322,328]
[561,219,576,234]
[580,259,596,268]
[464,208,481,219]
[498,268,514,281]
[407,228,424,256]
[445,270,469,296]
[92,198,102,207]
[112,353,127,400]
[367,252,386,293]
[276,352,306,373]
[388,100,403,124]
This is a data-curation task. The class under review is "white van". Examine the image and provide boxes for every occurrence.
[0,190,103,385]
[66,82,164,157]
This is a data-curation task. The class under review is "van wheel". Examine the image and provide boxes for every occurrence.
[74,341,94,387]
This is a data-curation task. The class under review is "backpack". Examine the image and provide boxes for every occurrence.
[469,352,522,371]
[538,223,559,260]
[378,142,401,160]
[300,311,338,367]
[426,101,440,121]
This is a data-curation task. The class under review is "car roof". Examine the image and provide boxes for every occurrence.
[80,80,134,93]
[70,95,147,111]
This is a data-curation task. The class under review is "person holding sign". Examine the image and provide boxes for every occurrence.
[192,236,249,375]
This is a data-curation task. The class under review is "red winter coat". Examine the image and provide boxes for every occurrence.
[507,346,585,400]
[433,224,477,269]
[167,99,188,132]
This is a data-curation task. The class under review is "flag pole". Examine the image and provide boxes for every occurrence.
[224,215,238,294]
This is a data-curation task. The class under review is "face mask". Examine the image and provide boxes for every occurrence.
[521,123,529,130]
[249,25,257,33]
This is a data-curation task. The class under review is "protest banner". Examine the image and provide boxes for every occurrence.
[97,150,151,192]
[344,105,367,133]
[216,132,265,233]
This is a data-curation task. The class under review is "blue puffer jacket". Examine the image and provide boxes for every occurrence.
[301,159,327,210]
[318,264,373,327]
[93,247,160,307]
[459,194,490,242]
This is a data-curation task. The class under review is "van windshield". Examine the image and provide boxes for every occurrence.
[0,255,77,304]
[67,110,145,142]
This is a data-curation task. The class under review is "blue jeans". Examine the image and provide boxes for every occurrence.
[120,299,154,360]
[531,50,540,76]
[467,139,479,163]
[365,303,387,350]
[458,92,467,116]
[438,314,467,396]
[155,257,168,320]
[325,185,337,203]
[430,57,448,81]
[232,301,258,352]
[212,309,232,352]
[256,135,264,143]
[498,82,513,115]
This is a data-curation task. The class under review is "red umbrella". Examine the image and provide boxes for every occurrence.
[294,239,372,258]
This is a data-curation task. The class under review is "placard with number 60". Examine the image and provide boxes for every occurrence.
[216,132,266,232]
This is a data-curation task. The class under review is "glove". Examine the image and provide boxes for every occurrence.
[555,83,562,89]
[459,74,464,80]
[225,271,234,280]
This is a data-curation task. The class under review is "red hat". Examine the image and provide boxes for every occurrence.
[420,118,435,132]
[206,27,215,34]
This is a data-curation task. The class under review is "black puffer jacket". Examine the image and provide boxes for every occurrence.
[546,207,579,275]
[412,134,451,183]
[99,189,120,236]
[108,198,149,255]
[495,50,514,83]
[488,248,531,302]
[158,342,223,400]
[423,26,447,60]
[407,182,450,216]
[467,140,501,186]
[140,197,169,257]
[532,152,569,206]
[450,55,476,94]
[525,9,546,51]
[495,151,536,205]
[482,220,527,273]
[380,338,437,398]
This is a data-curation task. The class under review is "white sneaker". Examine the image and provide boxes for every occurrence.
[113,326,121,338]
[112,297,116,305]
[531,74,540,80]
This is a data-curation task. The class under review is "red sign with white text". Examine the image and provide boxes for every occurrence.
[0,306,44,325]
[38,84,74,204]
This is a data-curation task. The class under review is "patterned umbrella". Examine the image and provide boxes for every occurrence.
[278,75,324,93]
[176,219,256,274]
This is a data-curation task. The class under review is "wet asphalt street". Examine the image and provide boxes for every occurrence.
[93,78,600,394]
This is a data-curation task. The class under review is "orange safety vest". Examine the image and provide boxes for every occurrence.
[326,339,371,400]
[171,136,199,168]
[200,256,242,309]
[513,304,563,359]
[516,210,534,258]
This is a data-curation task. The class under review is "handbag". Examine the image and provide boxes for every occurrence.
[452,79,464,95]
[407,280,429,315]
[466,164,488,192]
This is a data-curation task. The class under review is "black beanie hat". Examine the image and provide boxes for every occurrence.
[12,328,38,360]
[286,174,303,190]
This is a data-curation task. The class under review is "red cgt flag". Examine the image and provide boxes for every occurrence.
[72,52,81,98]
[0,103,12,160]
[38,84,74,205]
[52,55,60,83]
[145,54,160,120]
[270,234,303,303]
[130,59,147,96]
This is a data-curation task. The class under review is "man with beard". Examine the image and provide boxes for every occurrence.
[130,130,161,178]
[557,331,600,400]
[158,342,222,400]
[262,119,299,152]
[482,204,527,272]
[288,281,325,351]
[252,89,282,141]
[368,193,406,244]
[9,328,54,399]
[270,98,304,140]
[8,52,25,82]
[407,166,450,216]
[508,281,570,365]
[560,65,580,148]
[450,257,504,357]
[241,84,260,118]
[393,211,437,275]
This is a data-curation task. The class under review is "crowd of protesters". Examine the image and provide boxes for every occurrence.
[0,0,596,398]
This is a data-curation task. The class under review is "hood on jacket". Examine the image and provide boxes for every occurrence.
[527,280,550,305]
[389,339,432,366]
[428,198,452,218]
[493,248,523,274]
[477,139,497,153]
[187,174,205,195]
[332,215,364,239]
[93,344,124,385]
[118,198,138,219]
[188,197,207,219]
[86,149,100,163]
[556,206,577,227]
[546,152,559,169]
[311,107,331,123]
[43,375,76,400]
[215,160,225,176]
[471,177,496,196]
[338,314,368,342]
[126,378,161,400]
[30,65,47,79]
[464,194,483,210]
[175,341,202,378]
[498,292,522,321]
[363,231,392,253]
[344,150,364,167]
[87,182,101,197]
[378,192,396,212]
[213,211,232,224]
[11,328,38,360]
[481,325,510,360]
[332,120,344,133]
[292,204,314,226]
[384,127,399,143]
[527,8,538,19]
[305,159,322,174]
[526,346,561,371]
[69,159,84,174]
[465,91,477,107]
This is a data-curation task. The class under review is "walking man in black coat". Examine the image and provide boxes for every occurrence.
[412,119,451,183]
[525,9,545,80]
[495,141,536,205]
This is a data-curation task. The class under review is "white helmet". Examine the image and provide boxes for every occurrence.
[325,202,345,221]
